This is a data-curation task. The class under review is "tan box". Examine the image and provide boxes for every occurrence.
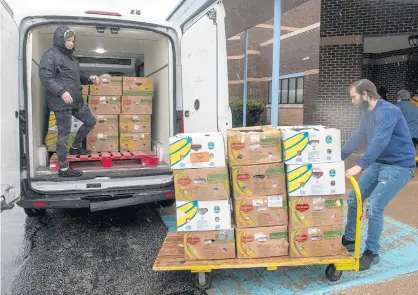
[227,126,282,166]
[289,224,344,258]
[81,85,89,95]
[119,115,151,133]
[289,195,344,227]
[91,115,118,134]
[123,77,154,96]
[174,167,230,201]
[87,133,119,152]
[121,96,153,115]
[231,163,286,198]
[234,195,288,228]
[184,230,236,260]
[88,96,121,115]
[89,77,122,95]
[120,133,151,151]
[236,226,289,258]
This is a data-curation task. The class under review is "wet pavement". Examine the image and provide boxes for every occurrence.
[1,206,205,295]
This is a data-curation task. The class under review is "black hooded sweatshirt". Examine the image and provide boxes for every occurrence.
[39,26,91,111]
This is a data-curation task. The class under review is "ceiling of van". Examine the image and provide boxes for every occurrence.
[35,26,165,61]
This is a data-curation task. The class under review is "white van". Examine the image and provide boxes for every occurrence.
[0,0,232,216]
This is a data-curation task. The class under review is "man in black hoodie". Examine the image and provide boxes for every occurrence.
[39,26,99,177]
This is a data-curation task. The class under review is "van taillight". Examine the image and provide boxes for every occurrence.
[33,202,45,207]
[164,192,174,198]
[85,10,122,16]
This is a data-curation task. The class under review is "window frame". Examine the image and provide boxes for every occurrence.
[268,73,305,105]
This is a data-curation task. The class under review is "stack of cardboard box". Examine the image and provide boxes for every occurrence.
[119,77,153,152]
[227,126,289,259]
[87,76,122,152]
[170,133,236,260]
[281,126,346,258]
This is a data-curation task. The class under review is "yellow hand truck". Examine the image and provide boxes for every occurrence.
[153,176,363,290]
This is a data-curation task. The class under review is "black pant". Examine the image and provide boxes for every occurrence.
[55,104,96,168]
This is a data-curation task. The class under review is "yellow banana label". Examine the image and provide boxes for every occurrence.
[176,201,198,229]
[287,164,313,194]
[169,137,192,167]
[283,132,309,161]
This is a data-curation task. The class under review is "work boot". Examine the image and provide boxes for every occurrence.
[69,147,91,156]
[342,235,355,252]
[359,249,380,271]
[58,167,83,177]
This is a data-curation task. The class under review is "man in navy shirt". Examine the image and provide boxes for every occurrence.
[342,79,415,271]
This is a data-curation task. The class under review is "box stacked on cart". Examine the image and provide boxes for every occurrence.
[280,126,346,258]
[170,132,236,261]
[227,126,290,259]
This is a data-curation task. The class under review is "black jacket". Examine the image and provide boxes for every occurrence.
[39,26,91,111]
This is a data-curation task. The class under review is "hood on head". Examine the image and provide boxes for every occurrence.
[53,26,76,54]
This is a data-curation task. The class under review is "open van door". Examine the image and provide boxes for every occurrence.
[1,0,21,210]
[170,0,231,133]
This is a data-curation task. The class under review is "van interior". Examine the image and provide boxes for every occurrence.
[27,25,175,181]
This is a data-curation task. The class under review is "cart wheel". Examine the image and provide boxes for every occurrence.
[325,264,343,281]
[194,272,212,290]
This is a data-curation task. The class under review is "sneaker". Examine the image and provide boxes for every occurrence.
[342,235,355,252]
[359,249,380,271]
[58,167,83,177]
[69,147,91,156]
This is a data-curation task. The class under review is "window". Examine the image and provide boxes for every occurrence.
[268,76,304,104]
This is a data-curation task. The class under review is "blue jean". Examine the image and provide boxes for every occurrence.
[345,163,414,254]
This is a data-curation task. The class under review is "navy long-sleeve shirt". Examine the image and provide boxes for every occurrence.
[341,99,416,169]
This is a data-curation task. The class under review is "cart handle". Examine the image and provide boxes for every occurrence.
[347,175,362,270]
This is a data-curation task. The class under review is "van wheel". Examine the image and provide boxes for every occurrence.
[157,199,175,207]
[24,208,47,217]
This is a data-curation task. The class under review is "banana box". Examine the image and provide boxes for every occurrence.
[234,195,288,228]
[235,225,289,258]
[286,161,345,196]
[82,95,87,103]
[48,112,83,133]
[176,200,232,231]
[91,115,118,134]
[289,195,344,226]
[88,96,121,115]
[121,96,153,115]
[123,77,154,96]
[45,131,76,152]
[289,225,343,258]
[169,133,226,170]
[82,85,89,95]
[89,77,122,96]
[119,115,151,133]
[231,163,286,198]
[120,133,151,151]
[280,125,341,164]
[184,230,236,260]
[87,133,119,152]
[227,126,282,166]
[174,167,230,201]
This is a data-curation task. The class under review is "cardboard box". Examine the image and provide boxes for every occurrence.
[123,77,154,96]
[289,225,344,258]
[227,126,282,166]
[81,85,89,95]
[286,161,345,196]
[119,133,151,151]
[184,230,236,260]
[234,195,288,228]
[176,199,232,231]
[119,115,151,133]
[45,131,76,152]
[289,195,344,226]
[174,167,230,201]
[169,133,226,170]
[87,133,119,152]
[236,225,289,258]
[88,96,121,115]
[231,163,286,198]
[91,115,118,134]
[280,125,341,164]
[121,96,153,115]
[82,95,87,103]
[48,112,83,133]
[89,76,122,95]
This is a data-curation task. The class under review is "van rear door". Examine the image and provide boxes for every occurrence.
[170,0,231,134]
[1,0,21,207]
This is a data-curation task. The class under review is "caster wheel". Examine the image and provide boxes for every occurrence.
[325,264,343,281]
[24,208,46,217]
[194,272,212,290]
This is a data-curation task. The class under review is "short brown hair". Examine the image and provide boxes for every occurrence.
[349,79,379,99]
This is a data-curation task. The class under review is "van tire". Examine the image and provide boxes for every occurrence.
[24,208,47,217]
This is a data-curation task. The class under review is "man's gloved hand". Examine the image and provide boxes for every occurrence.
[61,91,73,104]
[89,75,101,85]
